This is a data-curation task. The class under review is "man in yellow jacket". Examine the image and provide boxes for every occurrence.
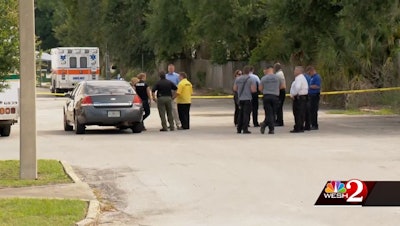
[175,72,193,130]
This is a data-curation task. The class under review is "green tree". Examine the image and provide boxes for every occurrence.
[334,0,400,88]
[103,0,153,72]
[145,0,191,61]
[35,0,61,50]
[0,0,19,90]
[54,0,104,47]
[251,0,341,65]
[184,0,268,64]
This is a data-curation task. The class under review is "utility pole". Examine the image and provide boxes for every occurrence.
[19,0,37,179]
[105,44,110,80]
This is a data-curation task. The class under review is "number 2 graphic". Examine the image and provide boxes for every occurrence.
[346,179,364,202]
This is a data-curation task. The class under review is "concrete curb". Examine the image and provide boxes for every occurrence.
[60,161,101,226]
[75,200,101,226]
[60,160,82,183]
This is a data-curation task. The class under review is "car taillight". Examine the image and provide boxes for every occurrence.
[81,96,93,106]
[0,108,4,114]
[133,95,142,104]
[11,108,16,114]
[5,108,10,114]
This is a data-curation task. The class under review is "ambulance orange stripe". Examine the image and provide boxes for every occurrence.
[53,69,100,75]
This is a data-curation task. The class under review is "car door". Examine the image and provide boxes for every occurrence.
[65,83,82,122]
[72,83,85,118]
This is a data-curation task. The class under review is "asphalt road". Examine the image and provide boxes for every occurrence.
[1,96,400,226]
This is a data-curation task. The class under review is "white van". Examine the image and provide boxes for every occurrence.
[0,80,19,137]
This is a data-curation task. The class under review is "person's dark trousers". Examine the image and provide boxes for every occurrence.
[237,100,252,133]
[275,89,286,126]
[178,103,191,129]
[233,94,239,125]
[251,92,259,126]
[142,100,150,120]
[309,93,320,128]
[304,96,311,130]
[263,94,279,132]
[141,100,150,129]
[292,95,307,131]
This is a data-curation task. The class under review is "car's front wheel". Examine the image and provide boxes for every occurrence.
[64,111,73,131]
[131,122,143,133]
[74,116,86,134]
[0,125,11,137]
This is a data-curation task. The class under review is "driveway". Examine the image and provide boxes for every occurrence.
[1,97,400,226]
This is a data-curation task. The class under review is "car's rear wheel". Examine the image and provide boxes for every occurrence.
[0,125,11,137]
[74,116,85,134]
[131,122,143,133]
[64,112,73,131]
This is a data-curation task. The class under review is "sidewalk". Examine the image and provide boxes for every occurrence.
[0,161,100,226]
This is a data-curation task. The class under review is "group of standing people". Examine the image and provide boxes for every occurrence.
[233,63,321,134]
[290,66,321,132]
[131,64,193,132]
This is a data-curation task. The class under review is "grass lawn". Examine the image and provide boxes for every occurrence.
[327,108,396,115]
[0,198,87,226]
[0,159,72,188]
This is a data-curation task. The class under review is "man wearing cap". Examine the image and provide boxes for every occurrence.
[259,65,284,134]
[289,66,309,133]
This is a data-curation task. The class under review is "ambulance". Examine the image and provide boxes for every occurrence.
[0,77,19,137]
[50,47,100,93]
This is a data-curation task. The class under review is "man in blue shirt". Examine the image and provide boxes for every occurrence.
[165,64,182,129]
[305,66,321,130]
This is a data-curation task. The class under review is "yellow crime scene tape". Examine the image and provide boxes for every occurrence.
[36,87,400,99]
[192,87,400,99]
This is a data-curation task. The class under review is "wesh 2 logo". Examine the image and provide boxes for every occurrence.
[315,179,369,206]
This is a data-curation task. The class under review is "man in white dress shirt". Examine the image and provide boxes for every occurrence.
[290,66,309,133]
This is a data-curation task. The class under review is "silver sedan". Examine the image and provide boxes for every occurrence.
[63,80,144,134]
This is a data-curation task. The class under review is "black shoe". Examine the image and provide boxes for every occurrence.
[311,126,319,130]
[243,130,252,134]
[160,128,168,132]
[268,130,275,134]
[290,129,304,133]
[275,121,284,127]
[304,127,311,131]
[260,122,266,134]
[237,130,242,134]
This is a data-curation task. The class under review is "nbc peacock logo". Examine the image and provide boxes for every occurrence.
[323,181,349,199]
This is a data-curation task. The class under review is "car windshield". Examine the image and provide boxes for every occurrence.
[85,82,135,95]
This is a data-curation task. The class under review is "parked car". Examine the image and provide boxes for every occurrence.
[0,80,19,137]
[63,80,143,134]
